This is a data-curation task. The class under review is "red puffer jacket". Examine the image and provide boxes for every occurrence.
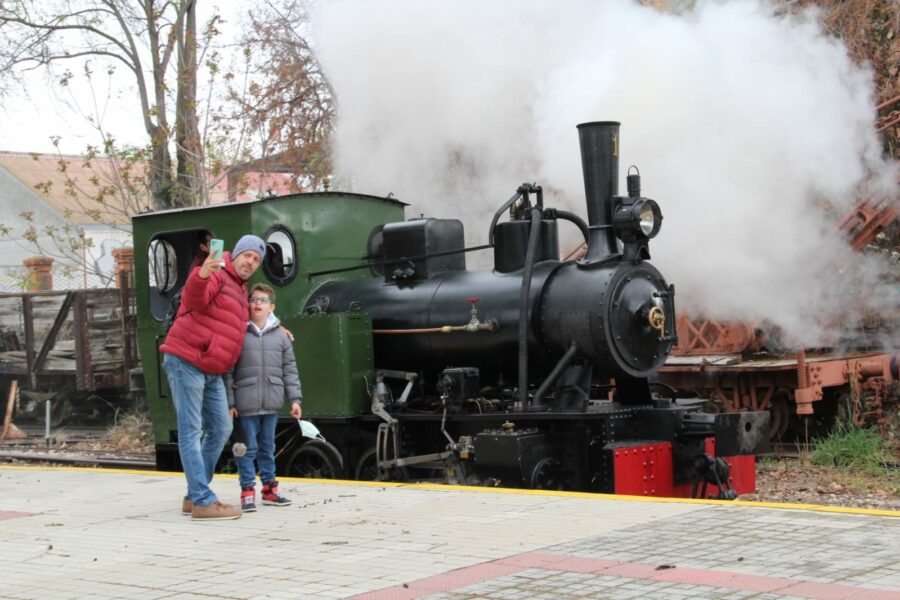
[160,252,250,374]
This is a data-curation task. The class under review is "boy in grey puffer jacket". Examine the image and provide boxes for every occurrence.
[225,283,302,512]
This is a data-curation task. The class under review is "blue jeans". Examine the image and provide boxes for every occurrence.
[162,353,232,506]
[235,413,279,487]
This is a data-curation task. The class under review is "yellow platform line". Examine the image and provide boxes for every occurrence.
[2,464,898,518]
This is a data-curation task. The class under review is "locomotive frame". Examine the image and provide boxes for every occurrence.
[132,122,769,498]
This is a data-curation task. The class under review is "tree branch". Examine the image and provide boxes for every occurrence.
[0,13,137,65]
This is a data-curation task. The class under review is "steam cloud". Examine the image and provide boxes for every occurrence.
[312,0,898,348]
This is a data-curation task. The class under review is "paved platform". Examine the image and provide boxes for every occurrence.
[1,466,898,600]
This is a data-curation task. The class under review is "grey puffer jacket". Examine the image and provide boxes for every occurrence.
[225,315,302,416]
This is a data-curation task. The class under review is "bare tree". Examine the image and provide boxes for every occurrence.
[216,0,335,192]
[0,0,219,210]
[767,0,900,157]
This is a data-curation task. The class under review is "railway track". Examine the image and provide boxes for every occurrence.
[0,448,155,469]
[0,426,155,469]
[0,428,881,471]
[0,439,812,471]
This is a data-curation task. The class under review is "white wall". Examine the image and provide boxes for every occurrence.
[0,165,133,290]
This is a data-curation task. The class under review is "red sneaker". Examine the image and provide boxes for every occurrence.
[261,480,292,506]
[240,485,257,512]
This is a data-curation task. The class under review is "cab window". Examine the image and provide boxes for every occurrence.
[263,226,298,286]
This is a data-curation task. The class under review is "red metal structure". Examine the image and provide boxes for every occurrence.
[611,439,755,498]
[660,345,897,439]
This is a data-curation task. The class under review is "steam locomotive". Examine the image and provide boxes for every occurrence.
[132,121,769,498]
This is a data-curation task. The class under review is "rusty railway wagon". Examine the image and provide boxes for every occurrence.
[132,122,769,498]
[0,286,140,426]
[659,319,898,440]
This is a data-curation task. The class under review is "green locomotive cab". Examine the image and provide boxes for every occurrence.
[132,192,405,474]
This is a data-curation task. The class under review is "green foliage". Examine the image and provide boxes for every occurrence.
[6,268,30,292]
[756,455,781,468]
[810,423,892,474]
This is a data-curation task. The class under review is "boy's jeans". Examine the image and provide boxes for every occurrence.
[235,413,279,487]
[162,353,232,506]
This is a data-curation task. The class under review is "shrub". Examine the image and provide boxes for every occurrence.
[810,424,891,474]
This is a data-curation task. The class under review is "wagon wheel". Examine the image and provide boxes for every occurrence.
[702,397,723,414]
[787,387,841,442]
[47,397,72,428]
[768,389,792,440]
[834,388,857,427]
[285,440,344,479]
[530,458,563,490]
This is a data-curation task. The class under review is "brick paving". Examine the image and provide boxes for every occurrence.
[0,466,898,599]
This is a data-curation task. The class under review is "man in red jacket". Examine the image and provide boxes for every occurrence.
[161,234,266,521]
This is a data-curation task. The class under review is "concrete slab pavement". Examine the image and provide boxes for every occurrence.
[1,466,898,599]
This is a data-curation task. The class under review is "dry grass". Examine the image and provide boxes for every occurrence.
[748,458,900,509]
[106,412,154,453]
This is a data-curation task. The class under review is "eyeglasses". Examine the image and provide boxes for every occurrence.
[249,297,270,304]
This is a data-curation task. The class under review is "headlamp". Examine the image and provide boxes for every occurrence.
[614,197,662,241]
[611,166,663,261]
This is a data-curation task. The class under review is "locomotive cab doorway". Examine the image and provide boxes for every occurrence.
[146,228,215,412]
[146,228,215,322]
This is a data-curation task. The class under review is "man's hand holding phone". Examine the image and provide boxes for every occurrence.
[200,238,225,278]
[209,238,224,259]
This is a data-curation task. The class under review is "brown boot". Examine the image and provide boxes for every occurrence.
[191,501,242,521]
[182,497,192,515]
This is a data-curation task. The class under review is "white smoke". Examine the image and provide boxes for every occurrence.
[311,0,898,348]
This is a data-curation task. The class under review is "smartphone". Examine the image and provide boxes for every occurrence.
[209,238,224,259]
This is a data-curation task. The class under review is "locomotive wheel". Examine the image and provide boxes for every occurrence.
[354,446,409,481]
[530,458,563,490]
[285,440,344,479]
[354,447,379,481]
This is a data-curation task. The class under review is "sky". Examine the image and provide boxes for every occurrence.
[0,69,145,154]
[0,1,244,155]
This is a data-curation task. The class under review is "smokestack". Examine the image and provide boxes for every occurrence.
[577,121,620,262]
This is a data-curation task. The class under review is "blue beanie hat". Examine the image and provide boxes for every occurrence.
[232,235,266,260]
